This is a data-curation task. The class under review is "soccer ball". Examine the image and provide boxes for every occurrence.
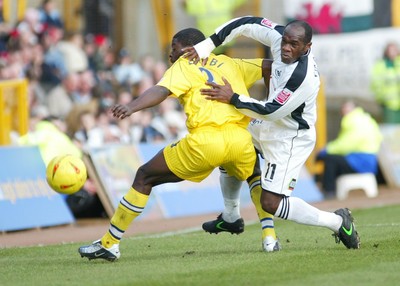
[46,154,87,195]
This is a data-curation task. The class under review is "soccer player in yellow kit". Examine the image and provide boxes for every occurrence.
[78,28,275,261]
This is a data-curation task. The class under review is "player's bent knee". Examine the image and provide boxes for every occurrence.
[261,201,276,214]
[132,166,149,187]
[260,191,281,214]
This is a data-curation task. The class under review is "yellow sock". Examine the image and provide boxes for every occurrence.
[101,188,149,248]
[248,176,277,240]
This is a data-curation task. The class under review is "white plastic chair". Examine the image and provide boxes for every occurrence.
[336,173,378,200]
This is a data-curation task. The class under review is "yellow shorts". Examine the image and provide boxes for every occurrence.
[164,126,256,182]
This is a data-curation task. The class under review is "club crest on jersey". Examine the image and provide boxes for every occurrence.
[276,88,292,104]
[288,179,297,191]
[260,18,275,28]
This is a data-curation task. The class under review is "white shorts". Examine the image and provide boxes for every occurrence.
[248,119,316,196]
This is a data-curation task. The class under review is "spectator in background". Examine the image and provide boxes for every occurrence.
[0,49,24,79]
[75,69,97,104]
[57,31,88,74]
[84,34,110,74]
[98,81,117,110]
[15,7,43,46]
[370,42,400,123]
[65,69,100,137]
[113,48,144,89]
[74,110,105,149]
[0,1,185,147]
[115,116,134,144]
[136,109,165,143]
[139,54,157,79]
[21,42,43,78]
[38,0,63,29]
[116,88,134,105]
[0,0,13,52]
[96,108,123,144]
[46,72,80,119]
[136,54,167,95]
[317,101,383,199]
[96,47,117,90]
[139,54,167,83]
[73,105,139,148]
[183,0,245,54]
[26,57,48,116]
[39,23,66,90]
[128,111,148,143]
[152,97,187,141]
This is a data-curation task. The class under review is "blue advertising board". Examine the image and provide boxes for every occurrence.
[87,144,226,220]
[87,143,322,221]
[0,146,75,232]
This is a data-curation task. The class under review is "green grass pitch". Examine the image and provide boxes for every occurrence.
[1,205,400,286]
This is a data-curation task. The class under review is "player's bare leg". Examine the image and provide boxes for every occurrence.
[79,149,183,261]
[261,191,360,249]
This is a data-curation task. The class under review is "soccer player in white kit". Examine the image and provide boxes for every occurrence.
[185,16,360,249]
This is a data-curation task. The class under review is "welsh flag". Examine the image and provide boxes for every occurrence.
[283,0,396,34]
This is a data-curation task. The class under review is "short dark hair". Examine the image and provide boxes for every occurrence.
[285,20,313,44]
[173,28,206,47]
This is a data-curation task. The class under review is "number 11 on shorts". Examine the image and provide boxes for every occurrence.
[265,162,276,181]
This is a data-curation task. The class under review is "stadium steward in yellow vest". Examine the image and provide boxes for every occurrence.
[370,42,400,123]
[317,101,382,198]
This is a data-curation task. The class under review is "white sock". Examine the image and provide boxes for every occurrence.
[219,169,242,223]
[276,196,342,232]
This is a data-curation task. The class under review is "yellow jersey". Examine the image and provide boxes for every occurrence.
[157,54,262,132]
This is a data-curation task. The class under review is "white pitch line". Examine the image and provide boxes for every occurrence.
[127,220,261,240]
[126,221,400,241]
[128,227,203,240]
[357,223,400,227]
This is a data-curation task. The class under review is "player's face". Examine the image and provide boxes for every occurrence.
[281,26,311,64]
[169,39,185,64]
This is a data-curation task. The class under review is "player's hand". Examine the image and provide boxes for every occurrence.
[110,104,133,120]
[182,46,208,66]
[201,77,234,104]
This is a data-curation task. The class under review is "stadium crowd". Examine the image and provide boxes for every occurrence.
[1,1,398,217]
[0,0,188,150]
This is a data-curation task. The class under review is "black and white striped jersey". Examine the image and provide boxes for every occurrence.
[194,16,320,131]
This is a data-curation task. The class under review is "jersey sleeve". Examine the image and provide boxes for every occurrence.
[194,16,284,59]
[230,57,319,123]
[232,58,263,88]
[231,81,316,122]
[156,59,191,98]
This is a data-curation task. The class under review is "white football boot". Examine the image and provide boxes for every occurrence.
[79,239,121,262]
[263,236,282,252]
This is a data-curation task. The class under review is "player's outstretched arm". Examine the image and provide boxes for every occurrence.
[187,16,277,63]
[111,86,170,120]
